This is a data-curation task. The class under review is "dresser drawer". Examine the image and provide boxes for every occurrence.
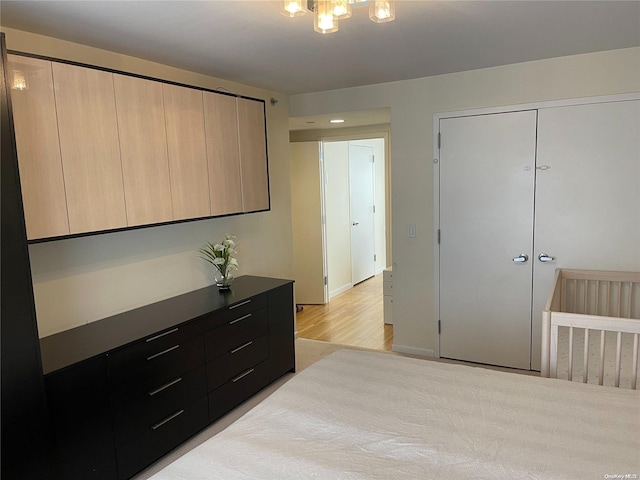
[115,395,208,480]
[109,336,204,409]
[205,307,268,361]
[208,360,270,422]
[206,335,269,392]
[113,365,207,446]
[200,293,268,331]
[108,321,202,377]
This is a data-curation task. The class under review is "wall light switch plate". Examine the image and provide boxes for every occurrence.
[407,224,416,238]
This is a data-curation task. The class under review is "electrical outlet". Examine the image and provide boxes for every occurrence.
[407,224,416,238]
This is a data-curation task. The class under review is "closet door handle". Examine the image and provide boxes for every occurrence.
[512,254,528,263]
[538,253,555,263]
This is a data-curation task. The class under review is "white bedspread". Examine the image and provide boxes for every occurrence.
[151,350,640,480]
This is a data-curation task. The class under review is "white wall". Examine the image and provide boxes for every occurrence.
[290,47,640,357]
[2,27,294,337]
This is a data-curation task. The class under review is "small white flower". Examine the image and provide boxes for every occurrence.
[214,244,225,252]
[213,258,225,265]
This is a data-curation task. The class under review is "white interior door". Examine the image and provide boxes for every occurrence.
[439,111,537,369]
[290,142,327,304]
[349,144,375,285]
[530,100,640,370]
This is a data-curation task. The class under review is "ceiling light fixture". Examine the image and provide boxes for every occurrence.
[282,0,395,34]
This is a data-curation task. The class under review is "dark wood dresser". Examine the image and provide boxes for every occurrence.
[39,275,295,480]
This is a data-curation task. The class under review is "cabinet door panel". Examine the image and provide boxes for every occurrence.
[203,92,243,215]
[237,98,269,212]
[8,55,69,239]
[163,84,210,220]
[52,62,127,234]
[114,74,173,226]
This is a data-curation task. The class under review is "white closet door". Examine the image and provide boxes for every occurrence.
[349,144,376,285]
[439,111,537,369]
[531,100,640,370]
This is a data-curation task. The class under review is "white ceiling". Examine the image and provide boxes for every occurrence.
[1,1,639,97]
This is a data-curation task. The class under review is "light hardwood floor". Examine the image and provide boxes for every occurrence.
[295,274,393,351]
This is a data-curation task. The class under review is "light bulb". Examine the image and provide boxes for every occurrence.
[281,0,307,17]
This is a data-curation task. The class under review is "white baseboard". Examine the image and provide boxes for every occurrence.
[392,344,435,358]
[329,283,352,299]
[375,267,386,275]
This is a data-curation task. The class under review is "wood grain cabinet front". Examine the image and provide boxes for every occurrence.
[51,62,128,234]
[162,84,211,220]
[7,54,70,240]
[237,97,270,212]
[113,73,173,226]
[10,54,270,241]
[203,91,243,216]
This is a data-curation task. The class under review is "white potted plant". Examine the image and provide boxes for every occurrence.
[199,234,239,290]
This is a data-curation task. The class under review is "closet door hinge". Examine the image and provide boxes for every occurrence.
[374,254,377,262]
[437,229,441,244]
[438,320,441,334]
[437,132,441,149]
[324,276,328,286]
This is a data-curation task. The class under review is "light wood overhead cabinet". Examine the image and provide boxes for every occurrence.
[163,84,211,220]
[52,62,127,234]
[113,74,173,226]
[10,54,270,241]
[238,97,270,212]
[203,92,243,216]
[7,55,70,239]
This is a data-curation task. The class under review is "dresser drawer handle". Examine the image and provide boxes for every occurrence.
[229,299,251,310]
[148,377,182,396]
[231,368,254,383]
[147,344,180,361]
[146,327,179,343]
[230,341,253,354]
[229,313,252,325]
[151,409,184,430]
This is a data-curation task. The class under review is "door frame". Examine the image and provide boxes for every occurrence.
[433,92,640,360]
[320,131,391,298]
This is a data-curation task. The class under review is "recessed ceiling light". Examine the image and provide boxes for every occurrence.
[329,119,345,124]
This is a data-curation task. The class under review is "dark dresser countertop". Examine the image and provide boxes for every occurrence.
[40,275,294,375]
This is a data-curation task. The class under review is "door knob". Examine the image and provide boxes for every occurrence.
[352,221,359,226]
[538,253,555,262]
[512,254,529,263]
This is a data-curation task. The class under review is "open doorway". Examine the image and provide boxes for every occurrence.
[290,134,392,351]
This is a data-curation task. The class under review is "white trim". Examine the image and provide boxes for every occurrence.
[392,344,435,358]
[432,92,640,361]
[329,283,352,299]
[434,93,640,122]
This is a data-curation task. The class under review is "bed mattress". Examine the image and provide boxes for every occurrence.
[151,349,640,479]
